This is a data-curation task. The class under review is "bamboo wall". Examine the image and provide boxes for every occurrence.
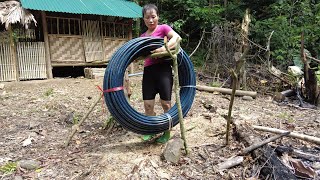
[82,20,104,62]
[103,38,127,61]
[0,42,16,82]
[49,35,85,63]
[16,42,47,80]
[47,16,130,65]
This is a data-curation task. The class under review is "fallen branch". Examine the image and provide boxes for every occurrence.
[189,29,205,57]
[64,93,103,147]
[196,85,257,98]
[240,132,290,155]
[253,125,320,145]
[217,156,244,170]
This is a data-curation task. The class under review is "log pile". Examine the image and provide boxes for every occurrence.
[84,68,105,79]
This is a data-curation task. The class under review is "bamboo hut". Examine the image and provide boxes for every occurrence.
[0,0,142,82]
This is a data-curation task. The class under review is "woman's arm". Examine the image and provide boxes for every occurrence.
[151,30,181,53]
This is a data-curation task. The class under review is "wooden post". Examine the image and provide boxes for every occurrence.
[41,11,53,79]
[226,69,237,145]
[100,16,105,62]
[8,24,19,81]
[128,19,134,74]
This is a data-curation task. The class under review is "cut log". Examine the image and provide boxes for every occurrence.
[196,85,257,98]
[252,125,320,145]
[84,68,105,79]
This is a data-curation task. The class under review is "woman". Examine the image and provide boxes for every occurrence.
[141,4,181,143]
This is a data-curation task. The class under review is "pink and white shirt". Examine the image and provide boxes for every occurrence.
[141,24,173,67]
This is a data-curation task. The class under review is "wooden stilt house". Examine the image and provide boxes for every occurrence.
[0,0,142,82]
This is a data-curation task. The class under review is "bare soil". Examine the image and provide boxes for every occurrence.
[0,75,319,179]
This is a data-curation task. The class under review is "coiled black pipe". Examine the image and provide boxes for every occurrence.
[103,37,196,135]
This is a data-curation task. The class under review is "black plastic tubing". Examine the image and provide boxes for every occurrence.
[103,37,196,135]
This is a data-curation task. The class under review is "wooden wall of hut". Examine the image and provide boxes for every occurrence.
[0,23,47,82]
[0,31,16,82]
[45,12,131,67]
[16,42,47,80]
[0,11,133,82]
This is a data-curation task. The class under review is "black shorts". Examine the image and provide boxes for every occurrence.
[142,62,173,101]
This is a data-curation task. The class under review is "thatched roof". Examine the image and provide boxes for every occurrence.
[0,0,37,29]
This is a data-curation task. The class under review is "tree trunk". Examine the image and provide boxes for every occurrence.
[239,9,250,90]
[301,32,319,106]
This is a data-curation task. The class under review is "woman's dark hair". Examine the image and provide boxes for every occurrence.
[142,4,159,16]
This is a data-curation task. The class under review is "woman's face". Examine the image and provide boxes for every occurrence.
[143,9,159,30]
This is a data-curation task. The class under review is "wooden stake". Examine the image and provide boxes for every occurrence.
[64,93,103,147]
[226,49,248,145]
[226,69,237,145]
[163,37,189,154]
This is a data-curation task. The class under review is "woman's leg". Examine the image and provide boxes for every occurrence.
[144,99,156,116]
[160,99,171,113]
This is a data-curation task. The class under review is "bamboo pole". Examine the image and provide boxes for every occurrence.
[41,11,53,79]
[128,19,134,74]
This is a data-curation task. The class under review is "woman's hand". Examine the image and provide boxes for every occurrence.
[151,46,166,54]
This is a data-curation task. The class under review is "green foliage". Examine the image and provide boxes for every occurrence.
[189,48,207,68]
[316,66,320,83]
[139,0,225,37]
[44,88,54,97]
[209,80,222,87]
[103,116,115,129]
[250,0,320,70]
[137,0,319,73]
[0,162,17,174]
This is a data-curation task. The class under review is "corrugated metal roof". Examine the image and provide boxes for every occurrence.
[20,0,142,18]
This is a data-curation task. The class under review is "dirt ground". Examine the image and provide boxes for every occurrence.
[0,74,320,179]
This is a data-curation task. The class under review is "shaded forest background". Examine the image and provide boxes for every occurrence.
[133,0,320,98]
